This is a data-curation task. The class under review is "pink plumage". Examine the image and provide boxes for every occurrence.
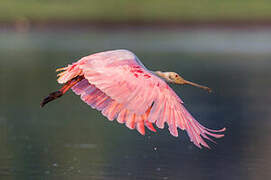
[51,49,225,148]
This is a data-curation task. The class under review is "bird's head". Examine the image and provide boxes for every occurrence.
[155,71,212,93]
[155,71,186,84]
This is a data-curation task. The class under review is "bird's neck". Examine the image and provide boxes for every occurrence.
[154,71,168,81]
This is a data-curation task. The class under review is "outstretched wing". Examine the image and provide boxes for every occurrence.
[62,55,225,148]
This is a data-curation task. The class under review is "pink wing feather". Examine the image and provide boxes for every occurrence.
[60,50,225,148]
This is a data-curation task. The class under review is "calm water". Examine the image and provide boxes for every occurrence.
[0,29,271,180]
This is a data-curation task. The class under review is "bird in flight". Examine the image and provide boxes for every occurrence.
[41,49,225,148]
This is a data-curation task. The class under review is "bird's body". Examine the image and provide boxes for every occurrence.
[41,49,225,148]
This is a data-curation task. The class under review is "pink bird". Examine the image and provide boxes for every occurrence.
[41,49,225,148]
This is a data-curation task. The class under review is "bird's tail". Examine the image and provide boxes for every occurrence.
[56,62,83,84]
[41,62,85,107]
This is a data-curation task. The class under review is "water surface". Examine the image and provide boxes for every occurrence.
[0,29,271,180]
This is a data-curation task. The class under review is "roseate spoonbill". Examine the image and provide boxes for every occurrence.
[41,49,225,148]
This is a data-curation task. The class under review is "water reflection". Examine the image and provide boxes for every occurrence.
[0,29,271,179]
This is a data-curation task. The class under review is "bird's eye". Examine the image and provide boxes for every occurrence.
[175,74,178,77]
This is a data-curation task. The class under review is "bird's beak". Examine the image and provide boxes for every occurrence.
[175,77,212,93]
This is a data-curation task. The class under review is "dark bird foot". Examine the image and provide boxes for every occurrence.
[40,91,63,107]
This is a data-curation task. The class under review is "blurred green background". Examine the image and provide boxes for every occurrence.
[1,0,271,22]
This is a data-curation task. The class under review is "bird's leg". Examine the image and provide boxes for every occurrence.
[177,77,212,93]
[40,76,84,107]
